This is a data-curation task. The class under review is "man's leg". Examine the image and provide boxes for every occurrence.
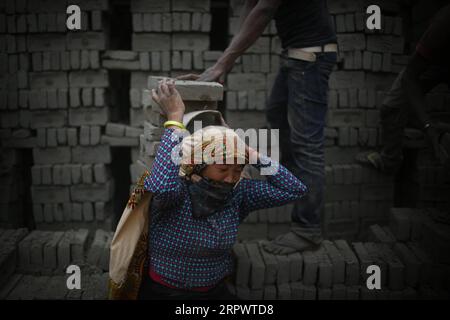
[265,56,292,168]
[263,52,337,255]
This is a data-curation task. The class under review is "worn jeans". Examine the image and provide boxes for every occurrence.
[266,51,337,237]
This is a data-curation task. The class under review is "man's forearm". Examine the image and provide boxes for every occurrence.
[238,0,258,27]
[216,1,279,73]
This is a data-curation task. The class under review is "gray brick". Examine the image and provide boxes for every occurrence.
[31,186,70,204]
[393,243,421,288]
[232,243,250,287]
[27,34,66,52]
[79,125,90,146]
[302,283,317,300]
[105,122,125,137]
[71,229,89,263]
[94,202,107,220]
[83,202,94,222]
[303,251,318,285]
[70,51,80,69]
[322,240,345,284]
[277,283,291,300]
[69,70,109,88]
[172,33,208,51]
[130,0,169,12]
[93,164,108,183]
[67,128,78,146]
[67,32,106,50]
[81,88,93,106]
[337,33,365,52]
[255,243,276,286]
[90,126,101,145]
[43,231,63,270]
[316,248,333,288]
[346,286,360,300]
[227,73,266,91]
[33,147,71,164]
[151,51,161,70]
[245,243,265,289]
[132,33,170,51]
[70,181,113,202]
[30,72,68,89]
[94,88,105,106]
[263,285,277,300]
[71,204,82,222]
[81,164,93,184]
[72,145,111,164]
[172,0,209,12]
[352,242,373,284]
[69,107,109,126]
[52,164,62,185]
[287,252,303,282]
[334,240,360,286]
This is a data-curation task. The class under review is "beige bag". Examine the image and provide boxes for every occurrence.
[108,172,153,300]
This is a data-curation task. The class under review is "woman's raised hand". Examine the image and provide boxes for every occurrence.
[151,78,185,122]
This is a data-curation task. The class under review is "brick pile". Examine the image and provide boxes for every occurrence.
[0,227,111,299]
[0,0,115,230]
[229,207,450,300]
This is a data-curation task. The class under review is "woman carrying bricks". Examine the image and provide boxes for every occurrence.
[137,78,308,299]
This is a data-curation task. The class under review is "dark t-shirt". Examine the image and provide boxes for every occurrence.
[274,0,337,49]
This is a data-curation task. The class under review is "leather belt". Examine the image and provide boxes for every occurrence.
[287,43,338,62]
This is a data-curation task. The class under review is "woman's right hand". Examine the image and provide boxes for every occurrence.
[151,78,185,122]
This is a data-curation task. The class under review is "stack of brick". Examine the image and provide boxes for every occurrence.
[0,0,114,229]
[225,0,278,130]
[323,163,395,240]
[365,207,450,296]
[1,272,109,300]
[17,228,91,275]
[0,229,112,300]
[229,234,450,300]
[0,228,28,288]
[0,227,112,299]
[238,204,293,241]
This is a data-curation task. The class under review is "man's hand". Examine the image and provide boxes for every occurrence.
[177,65,226,83]
[151,78,185,122]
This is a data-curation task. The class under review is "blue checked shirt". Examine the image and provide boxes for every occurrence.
[144,128,307,289]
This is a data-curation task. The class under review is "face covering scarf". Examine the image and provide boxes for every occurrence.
[179,126,249,219]
[187,175,239,219]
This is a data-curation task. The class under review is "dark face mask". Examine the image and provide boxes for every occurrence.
[187,175,237,219]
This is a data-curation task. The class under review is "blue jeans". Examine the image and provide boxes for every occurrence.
[266,51,337,236]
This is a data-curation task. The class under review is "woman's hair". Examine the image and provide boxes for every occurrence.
[179,125,249,177]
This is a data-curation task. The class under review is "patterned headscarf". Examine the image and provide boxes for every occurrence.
[179,125,249,178]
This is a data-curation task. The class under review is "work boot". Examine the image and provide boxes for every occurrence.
[261,223,323,255]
